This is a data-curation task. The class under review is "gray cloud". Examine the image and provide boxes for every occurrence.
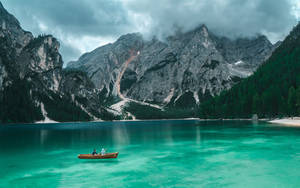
[2,0,134,63]
[3,0,131,36]
[1,0,299,64]
[125,0,298,41]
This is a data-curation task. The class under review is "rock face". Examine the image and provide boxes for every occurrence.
[0,2,33,92]
[68,33,144,96]
[68,25,276,107]
[0,1,281,122]
[0,2,33,51]
[17,36,63,92]
[0,2,115,123]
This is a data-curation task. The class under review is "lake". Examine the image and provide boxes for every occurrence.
[0,120,299,187]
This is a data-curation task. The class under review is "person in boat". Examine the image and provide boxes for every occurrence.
[101,148,106,156]
[92,148,98,155]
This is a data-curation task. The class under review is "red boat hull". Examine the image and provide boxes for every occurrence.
[78,152,119,159]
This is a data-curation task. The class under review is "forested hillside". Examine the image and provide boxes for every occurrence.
[0,3,118,123]
[199,23,300,119]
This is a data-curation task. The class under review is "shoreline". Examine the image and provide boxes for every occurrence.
[268,117,300,127]
[3,117,300,127]
[3,118,259,126]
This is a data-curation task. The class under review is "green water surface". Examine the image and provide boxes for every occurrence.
[0,120,299,187]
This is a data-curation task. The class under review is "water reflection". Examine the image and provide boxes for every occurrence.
[1,120,300,187]
[112,123,130,147]
[196,126,201,145]
[0,121,202,152]
[0,120,271,154]
[40,129,49,146]
[164,123,174,144]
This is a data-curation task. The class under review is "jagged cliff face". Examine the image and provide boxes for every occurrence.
[0,1,282,122]
[68,34,144,96]
[18,36,63,92]
[0,2,116,123]
[68,25,275,107]
[0,3,33,51]
[0,2,33,92]
[59,70,105,120]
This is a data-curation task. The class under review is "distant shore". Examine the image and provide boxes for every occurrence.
[8,117,300,126]
[269,117,300,127]
[32,118,251,125]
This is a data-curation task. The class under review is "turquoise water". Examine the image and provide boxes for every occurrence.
[0,120,299,187]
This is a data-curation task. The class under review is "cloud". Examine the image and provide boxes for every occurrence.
[2,0,132,63]
[1,0,299,64]
[124,0,298,42]
[60,35,115,65]
[3,0,131,36]
[292,0,300,19]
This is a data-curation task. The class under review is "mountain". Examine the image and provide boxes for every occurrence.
[198,22,300,119]
[0,1,285,122]
[68,25,276,116]
[0,2,117,123]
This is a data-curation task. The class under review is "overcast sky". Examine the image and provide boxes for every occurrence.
[2,0,300,64]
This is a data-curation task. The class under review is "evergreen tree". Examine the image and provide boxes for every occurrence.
[288,86,297,117]
[252,93,260,115]
[198,23,300,118]
[296,87,300,115]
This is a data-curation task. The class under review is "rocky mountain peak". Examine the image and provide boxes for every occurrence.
[0,1,33,53]
[114,32,144,53]
[0,1,291,122]
[287,22,300,40]
[17,35,63,93]
[0,2,19,32]
[0,1,18,25]
[0,1,129,123]
[193,24,209,36]
[116,32,143,43]
[256,34,269,41]
[68,24,277,108]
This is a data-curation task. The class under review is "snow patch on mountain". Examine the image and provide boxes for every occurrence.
[164,88,175,103]
[68,25,276,108]
[36,103,57,123]
[228,64,252,77]
[111,100,127,113]
[234,60,244,65]
[194,91,200,104]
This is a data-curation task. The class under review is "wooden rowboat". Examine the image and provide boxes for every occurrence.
[78,152,119,159]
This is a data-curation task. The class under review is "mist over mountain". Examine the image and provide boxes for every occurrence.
[0,0,299,122]
[0,2,117,123]
[199,22,300,118]
[1,0,299,62]
[68,24,277,117]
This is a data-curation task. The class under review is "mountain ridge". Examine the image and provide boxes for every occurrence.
[67,24,276,113]
[198,22,300,118]
[0,1,294,123]
[0,2,118,123]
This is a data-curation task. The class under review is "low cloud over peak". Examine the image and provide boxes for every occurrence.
[2,0,299,63]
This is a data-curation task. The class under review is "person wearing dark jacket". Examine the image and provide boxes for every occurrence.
[92,148,97,155]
